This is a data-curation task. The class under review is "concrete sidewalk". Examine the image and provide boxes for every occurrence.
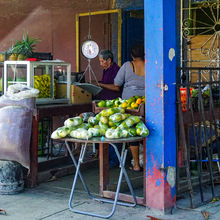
[0,168,220,220]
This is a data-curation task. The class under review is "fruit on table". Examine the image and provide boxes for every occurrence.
[64,116,83,127]
[122,102,127,108]
[136,98,142,105]
[106,100,113,107]
[57,126,70,138]
[70,128,92,139]
[98,100,106,107]
[129,128,137,137]
[131,102,138,109]
[136,121,149,137]
[100,116,109,125]
[97,95,145,110]
[34,74,56,98]
[51,107,149,140]
[88,128,102,137]
[106,108,116,116]
[88,116,99,126]
[101,109,109,117]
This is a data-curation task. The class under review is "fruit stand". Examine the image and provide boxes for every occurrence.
[51,105,149,208]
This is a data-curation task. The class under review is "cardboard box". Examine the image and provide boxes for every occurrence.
[56,84,92,104]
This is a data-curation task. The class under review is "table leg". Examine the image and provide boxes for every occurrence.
[99,143,109,194]
[66,141,137,219]
[65,141,92,197]
[110,143,137,207]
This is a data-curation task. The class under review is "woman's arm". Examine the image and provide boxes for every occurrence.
[99,83,120,92]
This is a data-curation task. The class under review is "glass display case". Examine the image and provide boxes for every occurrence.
[4,61,71,104]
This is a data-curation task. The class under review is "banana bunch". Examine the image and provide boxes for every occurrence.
[34,74,56,98]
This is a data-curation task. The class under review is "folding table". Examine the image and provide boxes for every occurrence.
[62,136,144,219]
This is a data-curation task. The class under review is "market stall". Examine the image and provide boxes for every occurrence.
[50,103,149,216]
[1,59,93,187]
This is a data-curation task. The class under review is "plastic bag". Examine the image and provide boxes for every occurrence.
[106,108,116,116]
[129,115,141,124]
[109,113,123,123]
[88,128,102,137]
[124,117,136,128]
[113,107,125,114]
[56,126,70,138]
[95,112,102,121]
[105,128,122,139]
[64,116,83,127]
[80,112,95,122]
[100,116,109,125]
[118,121,127,130]
[98,121,109,130]
[51,123,89,139]
[88,116,99,126]
[120,129,129,138]
[123,116,141,128]
[136,121,149,137]
[0,84,39,112]
[70,128,92,139]
[128,127,137,137]
[6,84,39,100]
[51,130,60,139]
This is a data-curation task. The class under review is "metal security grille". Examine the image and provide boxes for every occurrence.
[176,67,220,208]
[181,0,220,73]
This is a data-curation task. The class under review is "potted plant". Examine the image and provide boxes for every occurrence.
[9,33,40,60]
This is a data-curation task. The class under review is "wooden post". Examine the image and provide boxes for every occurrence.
[99,143,109,195]
[27,114,39,188]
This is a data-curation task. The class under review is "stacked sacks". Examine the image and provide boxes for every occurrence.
[51,107,149,140]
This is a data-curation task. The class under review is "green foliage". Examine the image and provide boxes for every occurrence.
[11,33,40,57]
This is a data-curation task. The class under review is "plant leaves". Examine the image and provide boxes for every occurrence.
[10,32,40,56]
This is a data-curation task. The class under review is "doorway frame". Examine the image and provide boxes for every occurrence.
[76,9,122,72]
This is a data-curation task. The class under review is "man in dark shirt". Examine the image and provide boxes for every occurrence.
[96,50,121,100]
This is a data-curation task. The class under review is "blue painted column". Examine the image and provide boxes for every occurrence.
[144,0,176,212]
